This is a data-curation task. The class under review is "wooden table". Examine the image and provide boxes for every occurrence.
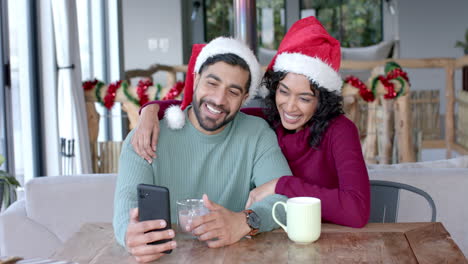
[51,222,467,264]
[0,256,77,264]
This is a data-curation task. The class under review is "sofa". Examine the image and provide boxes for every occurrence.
[1,157,467,259]
[0,174,116,258]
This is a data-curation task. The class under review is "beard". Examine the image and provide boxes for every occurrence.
[192,95,236,132]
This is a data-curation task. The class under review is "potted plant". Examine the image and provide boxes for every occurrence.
[455,29,468,91]
[0,154,21,211]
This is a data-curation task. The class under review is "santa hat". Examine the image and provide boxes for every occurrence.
[267,16,342,92]
[165,37,264,129]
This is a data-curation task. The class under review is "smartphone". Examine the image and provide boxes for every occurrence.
[137,184,172,254]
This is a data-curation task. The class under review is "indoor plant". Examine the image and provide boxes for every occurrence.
[0,154,21,210]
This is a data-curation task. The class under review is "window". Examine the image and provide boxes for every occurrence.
[7,0,27,183]
[0,0,9,173]
[204,0,286,50]
[77,0,125,142]
[257,0,285,50]
[205,0,233,42]
[301,0,383,47]
[4,0,43,183]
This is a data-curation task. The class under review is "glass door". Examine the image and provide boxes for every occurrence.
[0,0,13,174]
[1,0,43,184]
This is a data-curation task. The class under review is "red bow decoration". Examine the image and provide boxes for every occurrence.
[372,62,410,100]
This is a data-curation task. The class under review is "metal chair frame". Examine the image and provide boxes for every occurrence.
[369,180,437,223]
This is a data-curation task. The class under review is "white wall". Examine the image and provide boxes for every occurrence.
[399,0,467,59]
[398,0,467,103]
[122,0,184,86]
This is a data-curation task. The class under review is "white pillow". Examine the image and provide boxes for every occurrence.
[341,40,394,61]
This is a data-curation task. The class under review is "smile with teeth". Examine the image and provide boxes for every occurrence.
[284,112,300,120]
[206,103,222,115]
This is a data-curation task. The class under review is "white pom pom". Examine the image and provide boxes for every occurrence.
[164,105,185,130]
[257,85,270,98]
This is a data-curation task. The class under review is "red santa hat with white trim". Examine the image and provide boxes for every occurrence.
[165,37,265,129]
[267,16,342,92]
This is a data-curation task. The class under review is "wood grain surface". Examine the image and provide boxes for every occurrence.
[52,222,467,264]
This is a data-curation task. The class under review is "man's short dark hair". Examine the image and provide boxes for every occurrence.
[198,53,252,93]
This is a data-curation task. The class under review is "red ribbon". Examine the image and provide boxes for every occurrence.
[344,76,375,102]
[387,68,409,83]
[104,80,122,109]
[162,81,185,100]
[83,79,98,91]
[378,76,397,99]
[379,69,409,99]
[136,79,153,106]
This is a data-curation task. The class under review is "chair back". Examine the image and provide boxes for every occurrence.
[369,180,436,223]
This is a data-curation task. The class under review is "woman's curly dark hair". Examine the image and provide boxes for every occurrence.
[262,69,344,148]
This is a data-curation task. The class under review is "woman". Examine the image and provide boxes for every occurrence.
[132,17,370,228]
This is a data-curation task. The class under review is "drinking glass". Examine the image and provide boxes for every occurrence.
[176,199,209,237]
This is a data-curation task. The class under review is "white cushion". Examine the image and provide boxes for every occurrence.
[340,40,395,82]
[25,174,117,242]
[341,40,394,61]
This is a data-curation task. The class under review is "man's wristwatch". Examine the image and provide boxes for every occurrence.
[243,209,261,236]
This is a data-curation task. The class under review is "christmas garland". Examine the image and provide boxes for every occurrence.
[83,78,164,109]
[162,81,185,100]
[122,79,162,107]
[83,79,99,91]
[83,79,105,105]
[371,62,410,100]
[344,61,410,102]
[343,76,375,102]
[94,80,105,105]
[104,80,122,109]
[136,79,152,106]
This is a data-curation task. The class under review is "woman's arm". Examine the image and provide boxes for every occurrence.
[138,101,266,120]
[132,100,267,162]
[275,119,371,228]
[131,103,160,163]
[138,100,182,119]
[131,100,181,162]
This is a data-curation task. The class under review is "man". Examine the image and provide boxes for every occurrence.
[113,37,291,263]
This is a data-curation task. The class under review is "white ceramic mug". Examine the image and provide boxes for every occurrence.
[272,197,321,244]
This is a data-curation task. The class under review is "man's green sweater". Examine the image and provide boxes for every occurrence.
[113,108,291,246]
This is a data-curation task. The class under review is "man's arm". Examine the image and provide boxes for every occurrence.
[113,131,176,262]
[248,127,292,232]
[113,130,155,246]
[133,101,268,163]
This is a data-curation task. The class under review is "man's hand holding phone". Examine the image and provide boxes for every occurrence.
[125,208,177,263]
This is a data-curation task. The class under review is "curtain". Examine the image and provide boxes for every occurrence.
[51,0,92,174]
